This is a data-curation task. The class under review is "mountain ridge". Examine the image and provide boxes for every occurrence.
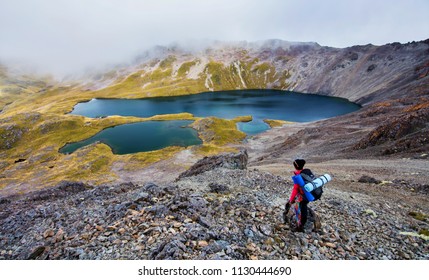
[76,38,429,106]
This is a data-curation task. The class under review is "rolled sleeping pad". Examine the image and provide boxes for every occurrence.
[303,174,332,192]
[292,174,315,201]
[291,174,305,187]
[304,190,315,202]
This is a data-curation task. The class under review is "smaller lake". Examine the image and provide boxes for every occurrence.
[60,120,202,154]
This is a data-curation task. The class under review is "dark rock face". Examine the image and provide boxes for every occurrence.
[358,176,381,184]
[208,183,230,194]
[367,64,377,72]
[354,103,429,155]
[258,39,429,105]
[177,149,248,179]
[0,124,26,150]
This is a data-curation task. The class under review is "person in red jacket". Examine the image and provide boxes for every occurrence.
[284,159,309,232]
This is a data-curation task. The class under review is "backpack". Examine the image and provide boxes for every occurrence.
[300,169,323,201]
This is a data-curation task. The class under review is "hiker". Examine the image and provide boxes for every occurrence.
[284,159,312,232]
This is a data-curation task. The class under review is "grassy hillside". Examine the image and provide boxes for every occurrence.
[1,55,271,194]
[0,66,52,111]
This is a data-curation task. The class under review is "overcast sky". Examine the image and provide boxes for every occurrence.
[1,0,428,75]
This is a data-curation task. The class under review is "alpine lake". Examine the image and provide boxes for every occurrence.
[60,90,361,154]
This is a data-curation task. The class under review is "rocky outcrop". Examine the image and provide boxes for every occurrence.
[283,42,429,104]
[353,98,429,155]
[177,149,248,179]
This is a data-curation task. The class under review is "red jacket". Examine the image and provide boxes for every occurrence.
[289,169,304,202]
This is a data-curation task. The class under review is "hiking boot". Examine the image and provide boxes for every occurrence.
[293,225,305,233]
[282,211,288,224]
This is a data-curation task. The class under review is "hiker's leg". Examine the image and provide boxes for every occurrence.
[282,201,289,224]
[313,210,321,230]
[300,201,308,226]
[284,201,291,213]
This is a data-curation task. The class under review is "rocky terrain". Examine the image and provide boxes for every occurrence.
[0,39,428,260]
[0,151,428,260]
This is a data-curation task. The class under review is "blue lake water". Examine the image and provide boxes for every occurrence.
[63,90,361,154]
[59,120,202,154]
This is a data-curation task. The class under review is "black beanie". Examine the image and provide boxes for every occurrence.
[293,159,306,170]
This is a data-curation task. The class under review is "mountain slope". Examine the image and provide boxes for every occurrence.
[0,64,52,111]
[0,39,428,196]
[82,39,429,105]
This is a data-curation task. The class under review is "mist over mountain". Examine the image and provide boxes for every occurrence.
[2,0,428,77]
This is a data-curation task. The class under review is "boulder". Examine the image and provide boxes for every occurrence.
[177,149,248,179]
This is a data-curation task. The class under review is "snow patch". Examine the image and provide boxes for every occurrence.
[187,57,208,80]
[264,69,271,84]
[233,61,246,88]
[204,68,214,91]
[141,82,152,89]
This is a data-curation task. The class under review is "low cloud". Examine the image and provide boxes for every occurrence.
[1,0,428,76]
